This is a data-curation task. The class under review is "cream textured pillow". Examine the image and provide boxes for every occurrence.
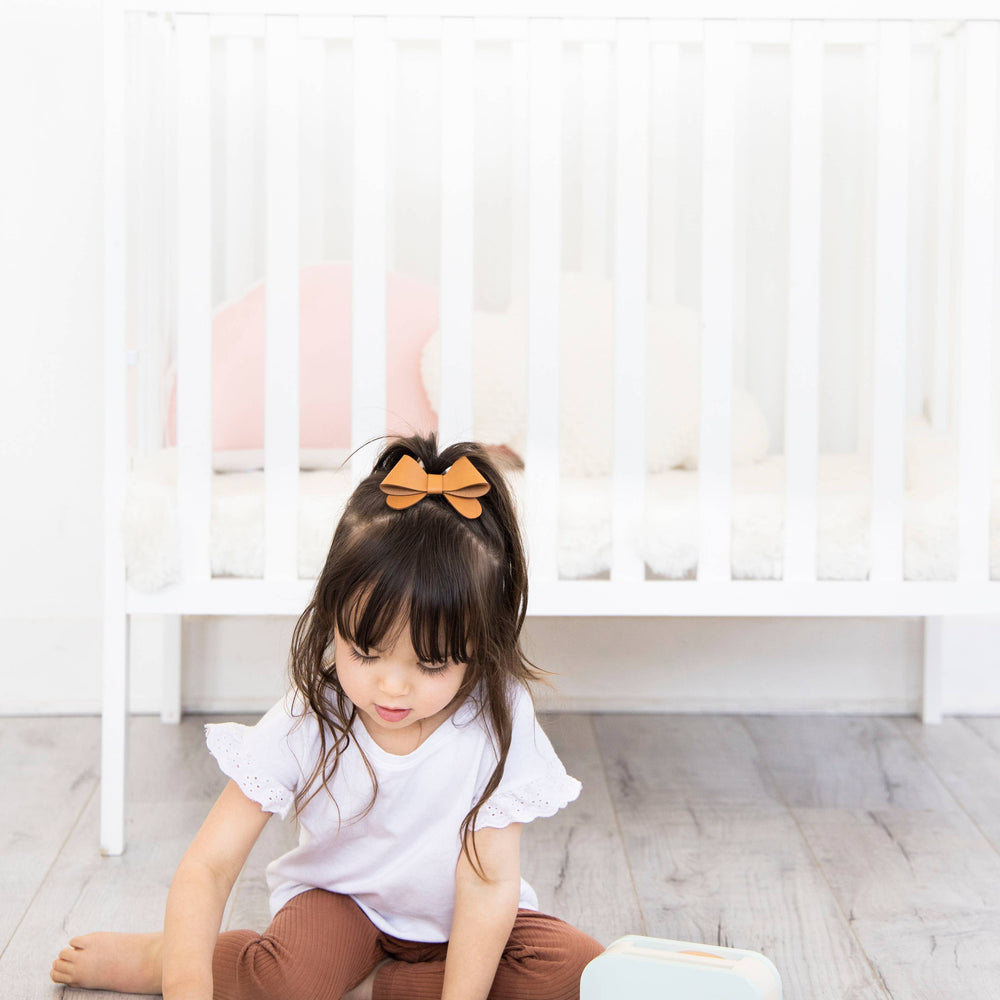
[422,272,770,475]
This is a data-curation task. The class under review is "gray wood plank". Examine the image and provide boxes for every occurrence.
[595,714,887,1000]
[748,715,1000,998]
[10,709,1000,1000]
[127,714,232,805]
[0,790,210,999]
[895,716,1000,851]
[0,714,234,999]
[521,714,643,946]
[795,806,1000,998]
[964,718,1000,755]
[594,714,785,807]
[0,718,99,952]
[745,715,958,810]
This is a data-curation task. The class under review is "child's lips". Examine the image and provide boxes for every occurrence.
[375,705,412,722]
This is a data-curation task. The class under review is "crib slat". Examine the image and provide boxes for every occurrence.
[649,42,679,305]
[264,16,300,582]
[611,20,649,583]
[299,37,327,266]
[580,37,610,278]
[731,29,751,391]
[102,0,128,858]
[223,35,256,300]
[698,20,738,583]
[855,41,878,458]
[510,35,528,306]
[351,17,389,482]
[525,18,562,584]
[130,17,153,455]
[929,34,957,434]
[956,22,998,583]
[869,22,910,582]
[438,17,475,445]
[783,21,824,582]
[176,14,212,584]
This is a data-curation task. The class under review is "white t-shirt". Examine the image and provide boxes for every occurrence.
[205,681,581,942]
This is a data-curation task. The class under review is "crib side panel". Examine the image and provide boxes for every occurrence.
[119,7,1000,608]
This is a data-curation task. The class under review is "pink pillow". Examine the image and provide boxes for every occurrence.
[167,261,439,453]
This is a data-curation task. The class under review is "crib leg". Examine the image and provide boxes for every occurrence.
[921,616,944,725]
[100,611,130,856]
[161,615,182,724]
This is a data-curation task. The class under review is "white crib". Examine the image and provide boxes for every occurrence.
[102,0,1000,854]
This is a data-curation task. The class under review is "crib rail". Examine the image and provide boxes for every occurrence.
[114,5,1000,608]
[118,1,1000,18]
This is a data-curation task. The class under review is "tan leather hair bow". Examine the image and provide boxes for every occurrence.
[379,454,491,519]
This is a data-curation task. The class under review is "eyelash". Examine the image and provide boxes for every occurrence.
[349,647,450,677]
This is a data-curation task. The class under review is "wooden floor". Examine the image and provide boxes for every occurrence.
[3,711,1000,998]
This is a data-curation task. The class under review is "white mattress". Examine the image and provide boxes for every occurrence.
[123,435,1000,591]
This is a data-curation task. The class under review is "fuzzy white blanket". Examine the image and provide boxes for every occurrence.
[123,431,1000,592]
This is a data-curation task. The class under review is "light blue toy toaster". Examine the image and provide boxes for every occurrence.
[581,935,782,999]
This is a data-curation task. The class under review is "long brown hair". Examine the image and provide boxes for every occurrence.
[287,434,543,876]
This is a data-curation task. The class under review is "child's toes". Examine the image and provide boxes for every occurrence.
[51,958,73,984]
[51,945,82,984]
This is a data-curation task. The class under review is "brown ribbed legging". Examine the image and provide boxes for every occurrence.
[212,888,603,1000]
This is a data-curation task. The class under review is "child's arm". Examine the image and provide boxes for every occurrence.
[442,823,523,1000]
[161,780,271,1000]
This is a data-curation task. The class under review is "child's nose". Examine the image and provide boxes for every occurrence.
[377,664,409,697]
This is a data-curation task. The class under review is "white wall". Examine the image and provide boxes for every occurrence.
[124,614,928,717]
[1,1,998,720]
[0,0,106,712]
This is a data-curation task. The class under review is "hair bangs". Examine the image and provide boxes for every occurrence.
[334,571,410,657]
[406,560,488,668]
[332,516,494,668]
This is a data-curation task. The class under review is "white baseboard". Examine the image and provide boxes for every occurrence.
[4,615,999,718]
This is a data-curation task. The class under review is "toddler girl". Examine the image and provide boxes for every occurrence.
[51,435,604,1000]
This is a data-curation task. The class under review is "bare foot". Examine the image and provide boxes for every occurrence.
[50,932,163,994]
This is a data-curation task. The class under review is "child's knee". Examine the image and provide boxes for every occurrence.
[216,932,305,1000]
[502,915,605,1000]
[550,931,605,1000]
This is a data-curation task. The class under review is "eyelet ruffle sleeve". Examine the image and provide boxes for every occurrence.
[472,682,583,831]
[205,722,295,819]
[475,765,581,829]
[205,692,312,821]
